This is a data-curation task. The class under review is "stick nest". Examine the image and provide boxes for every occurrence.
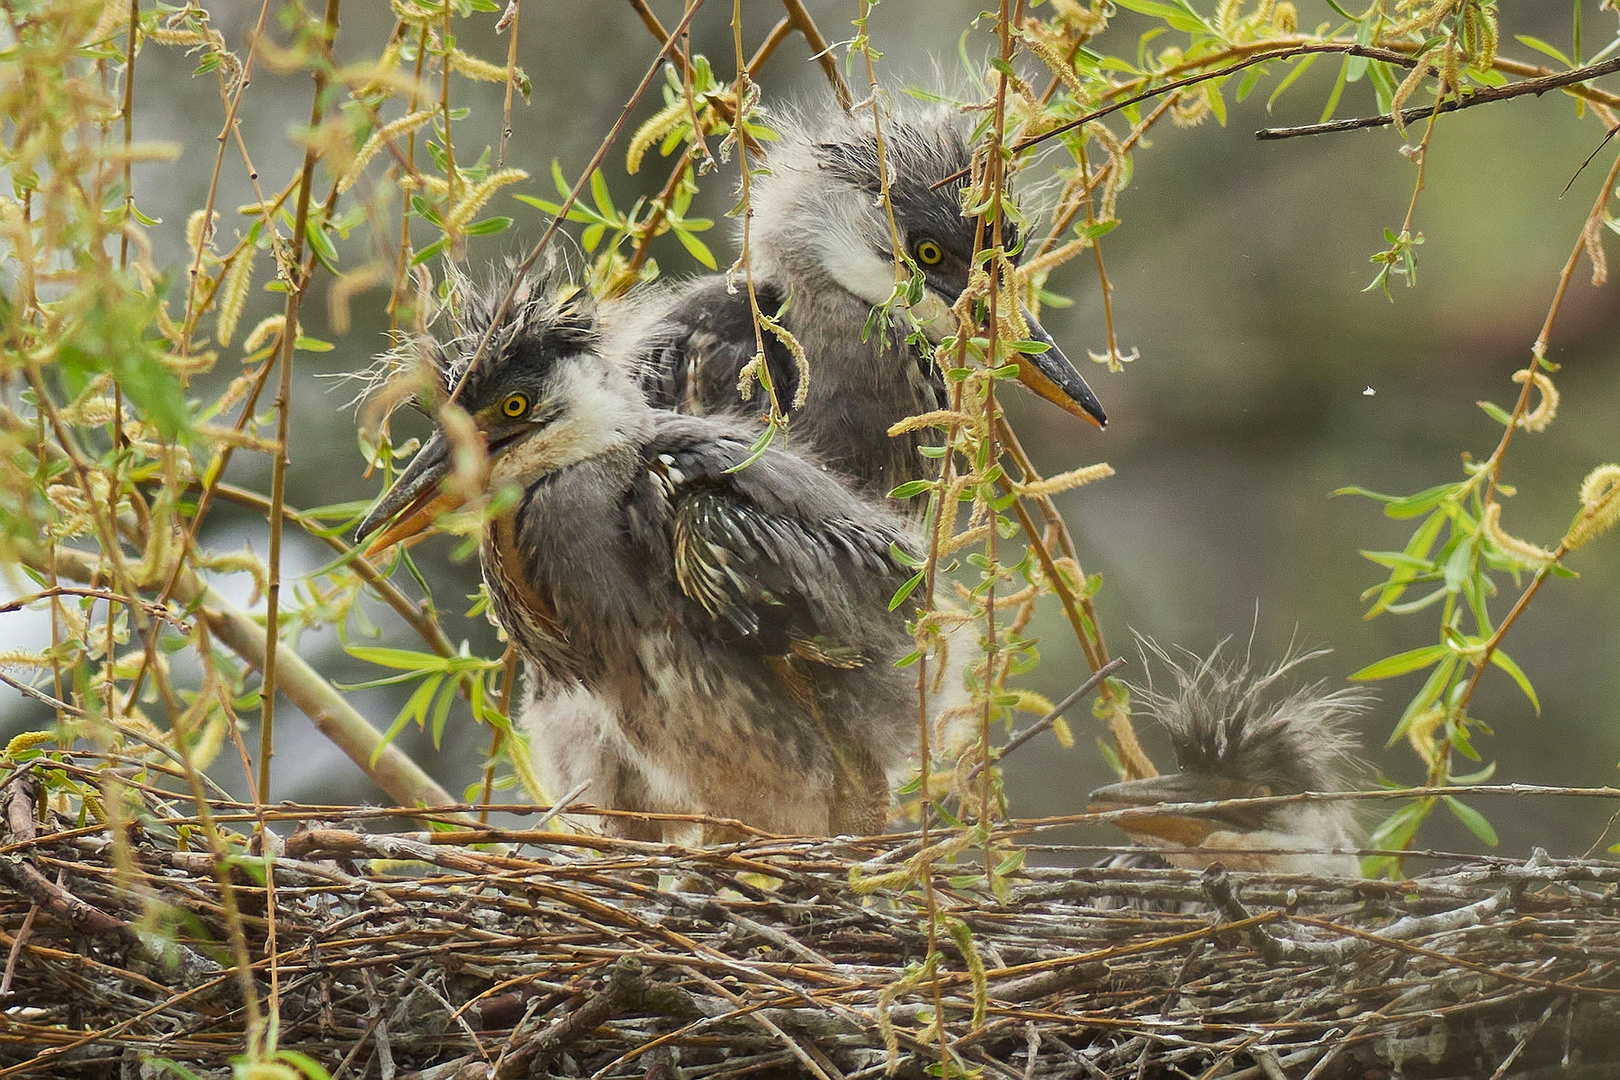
[3,776,1620,1079]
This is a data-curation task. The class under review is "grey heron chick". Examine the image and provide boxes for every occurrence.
[639,100,1107,499]
[1089,646,1369,877]
[356,266,926,839]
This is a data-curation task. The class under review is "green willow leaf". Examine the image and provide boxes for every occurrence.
[1488,649,1541,713]
[1444,795,1499,846]
[1351,645,1449,681]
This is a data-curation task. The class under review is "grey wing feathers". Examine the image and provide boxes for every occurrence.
[646,420,913,664]
[639,279,799,416]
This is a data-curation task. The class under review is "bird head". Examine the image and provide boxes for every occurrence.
[355,266,646,554]
[1089,644,1370,861]
[750,100,1107,429]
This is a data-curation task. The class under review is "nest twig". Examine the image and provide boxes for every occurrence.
[3,776,1619,1079]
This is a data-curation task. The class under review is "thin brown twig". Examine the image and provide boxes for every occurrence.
[496,1,521,167]
[448,0,703,406]
[1258,51,1620,140]
[205,482,456,659]
[0,587,188,630]
[780,0,851,109]
[262,0,342,808]
[1447,144,1620,718]
[935,42,1424,188]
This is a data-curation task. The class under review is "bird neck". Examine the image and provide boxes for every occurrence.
[751,163,895,307]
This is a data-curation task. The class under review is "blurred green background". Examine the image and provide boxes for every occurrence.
[3,1,1616,863]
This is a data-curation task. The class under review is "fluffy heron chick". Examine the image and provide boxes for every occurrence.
[356,266,926,839]
[638,98,1106,499]
[1089,646,1370,876]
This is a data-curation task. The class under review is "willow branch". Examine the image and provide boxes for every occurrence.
[32,546,460,815]
[1258,52,1620,140]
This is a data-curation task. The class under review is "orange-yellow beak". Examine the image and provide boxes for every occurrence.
[355,430,468,557]
[1015,306,1107,429]
[1089,772,1264,845]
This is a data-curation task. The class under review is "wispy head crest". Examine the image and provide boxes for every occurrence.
[1132,635,1371,796]
[353,254,598,426]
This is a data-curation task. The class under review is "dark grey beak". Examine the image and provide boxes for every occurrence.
[1015,306,1107,429]
[354,429,459,555]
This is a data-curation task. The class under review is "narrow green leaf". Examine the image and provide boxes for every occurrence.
[1359,549,1436,573]
[346,645,450,670]
[1488,649,1540,713]
[1385,483,1459,519]
[429,677,458,748]
[1350,644,1449,681]
[1266,52,1317,112]
[464,215,512,236]
[1514,34,1572,66]
[674,226,718,269]
[889,479,935,500]
[1477,399,1514,427]
[410,237,448,266]
[889,569,925,611]
[1320,54,1350,123]
[1387,654,1456,745]
[305,218,340,269]
[1444,795,1499,846]
[589,168,616,218]
[1450,760,1497,785]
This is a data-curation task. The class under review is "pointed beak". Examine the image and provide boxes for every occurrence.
[1015,307,1107,429]
[1089,772,1257,846]
[355,429,467,556]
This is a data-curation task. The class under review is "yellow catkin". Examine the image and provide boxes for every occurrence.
[448,49,526,87]
[242,315,287,354]
[1482,502,1556,567]
[144,27,209,47]
[1020,30,1087,97]
[1405,704,1445,768]
[940,524,992,557]
[1566,464,1620,550]
[338,110,436,194]
[887,409,971,437]
[627,99,689,175]
[1015,462,1114,499]
[216,246,255,347]
[4,730,57,758]
[443,168,528,232]
[1512,368,1558,432]
[185,209,217,261]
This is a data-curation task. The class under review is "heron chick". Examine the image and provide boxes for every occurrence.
[1089,646,1369,876]
[356,266,927,839]
[639,99,1107,499]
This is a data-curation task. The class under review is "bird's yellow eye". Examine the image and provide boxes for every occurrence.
[500,392,530,419]
[915,239,944,265]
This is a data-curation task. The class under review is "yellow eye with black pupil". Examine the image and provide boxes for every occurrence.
[916,240,944,265]
[500,393,529,419]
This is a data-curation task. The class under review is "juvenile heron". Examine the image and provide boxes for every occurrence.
[356,267,925,838]
[1089,647,1369,877]
[639,101,1107,499]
